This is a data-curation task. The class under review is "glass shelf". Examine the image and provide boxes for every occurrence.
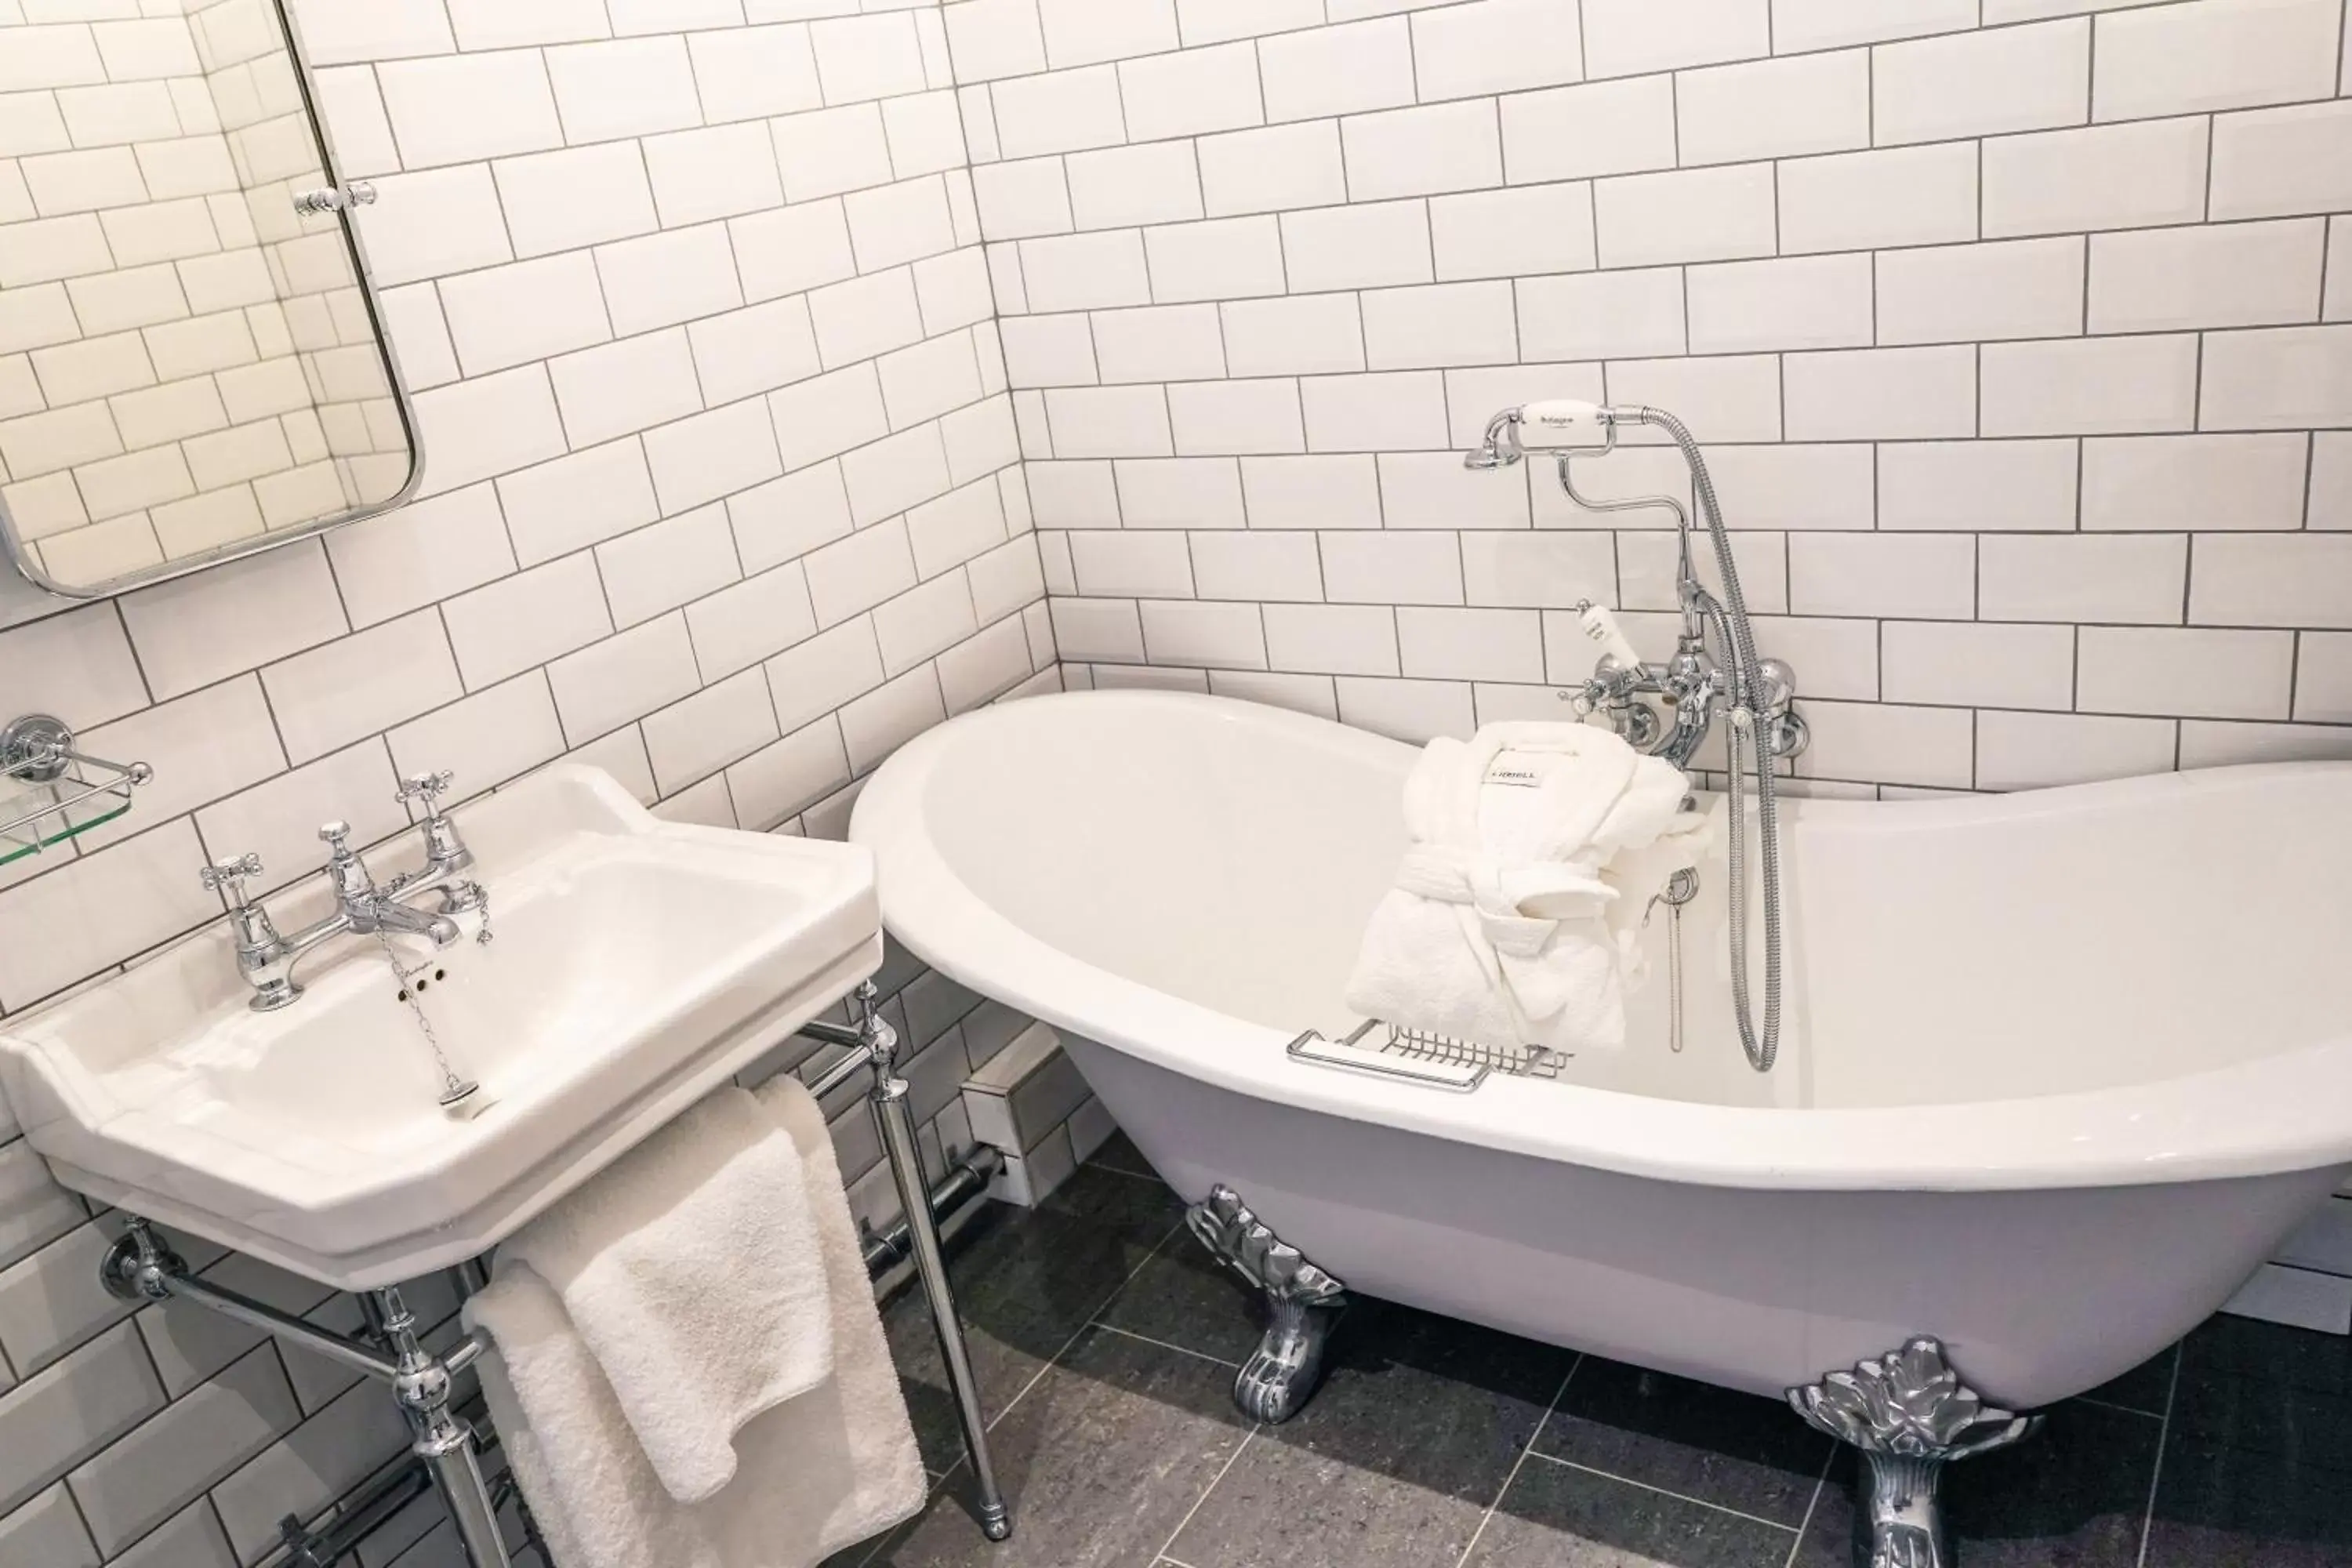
[0,714,150,867]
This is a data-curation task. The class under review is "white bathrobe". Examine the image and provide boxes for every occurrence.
[1345,722,1713,1056]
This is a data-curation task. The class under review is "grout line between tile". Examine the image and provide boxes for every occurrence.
[1450,1355,1581,1568]
[1155,1423,1261,1565]
[1088,1318,1243,1370]
[1519,1449,1802,1536]
[2074,1393,2167,1421]
[1781,1439,1838,1568]
[2135,1345,2187,1568]
[984,1213,1189,1434]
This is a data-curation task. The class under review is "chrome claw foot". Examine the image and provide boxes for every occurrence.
[1787,1338,2041,1568]
[1185,1185,1348,1424]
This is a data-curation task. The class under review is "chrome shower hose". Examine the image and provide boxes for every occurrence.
[1628,406,1783,1075]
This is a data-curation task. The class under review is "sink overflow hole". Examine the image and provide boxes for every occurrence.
[394,969,452,1004]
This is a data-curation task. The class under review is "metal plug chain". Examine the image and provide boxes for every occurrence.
[368,928,477,1108]
[472,886,494,946]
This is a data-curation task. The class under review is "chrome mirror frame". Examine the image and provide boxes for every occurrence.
[0,0,426,604]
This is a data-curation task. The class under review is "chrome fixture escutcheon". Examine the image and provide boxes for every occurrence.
[1186,1185,1348,1423]
[292,180,376,214]
[1787,1338,2042,1568]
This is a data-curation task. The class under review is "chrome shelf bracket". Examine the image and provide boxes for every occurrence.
[292,180,376,214]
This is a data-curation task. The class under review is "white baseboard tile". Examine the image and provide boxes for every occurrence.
[2274,1196,2352,1277]
[986,1122,1077,1209]
[2222,1263,2352,1335]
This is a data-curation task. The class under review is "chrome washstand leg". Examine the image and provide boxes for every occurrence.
[103,1221,512,1568]
[1185,1185,1348,1424]
[858,982,1014,1544]
[368,1286,514,1568]
[1786,1338,2041,1568]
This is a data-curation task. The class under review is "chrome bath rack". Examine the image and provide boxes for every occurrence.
[1287,1018,1567,1093]
[0,713,151,866]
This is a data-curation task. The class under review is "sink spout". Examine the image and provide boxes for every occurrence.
[359,899,463,946]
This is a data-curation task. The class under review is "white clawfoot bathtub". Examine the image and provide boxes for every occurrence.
[852,689,2352,1414]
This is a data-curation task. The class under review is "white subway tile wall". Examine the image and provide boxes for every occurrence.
[971,0,2352,773]
[0,0,1051,1562]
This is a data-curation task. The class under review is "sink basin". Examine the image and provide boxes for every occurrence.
[0,765,881,1289]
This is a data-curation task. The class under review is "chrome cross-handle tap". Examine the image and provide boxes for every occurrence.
[201,851,292,985]
[396,769,454,815]
[199,852,263,904]
[1571,657,1664,750]
[389,769,483,913]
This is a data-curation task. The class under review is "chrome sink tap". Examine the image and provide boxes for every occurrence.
[382,771,486,916]
[199,771,485,1013]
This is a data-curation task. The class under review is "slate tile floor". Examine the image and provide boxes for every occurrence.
[836,1137,2352,1568]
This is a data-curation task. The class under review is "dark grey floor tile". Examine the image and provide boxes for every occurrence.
[1087,1132,1161,1181]
[2182,1315,2352,1402]
[884,1167,1189,1472]
[1465,1455,1796,1568]
[1167,1298,1573,1568]
[862,1326,1251,1568]
[1094,1237,1266,1367]
[2079,1345,2181,1417]
[2173,1318,2352,1476]
[1790,1402,2158,1568]
[1534,1358,1832,1528]
[2143,1436,2352,1568]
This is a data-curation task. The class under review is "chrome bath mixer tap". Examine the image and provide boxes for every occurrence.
[200,770,488,1012]
[1467,401,1803,1075]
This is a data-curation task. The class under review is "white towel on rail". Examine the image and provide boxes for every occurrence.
[492,1084,832,1504]
[1345,721,1714,1055]
[464,1076,926,1568]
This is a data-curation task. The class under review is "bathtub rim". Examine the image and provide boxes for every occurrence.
[851,688,2352,1195]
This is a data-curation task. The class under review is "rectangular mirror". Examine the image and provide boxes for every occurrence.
[0,0,419,608]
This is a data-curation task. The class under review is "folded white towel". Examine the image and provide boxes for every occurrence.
[465,1078,927,1568]
[1345,721,1714,1055]
[494,1085,832,1504]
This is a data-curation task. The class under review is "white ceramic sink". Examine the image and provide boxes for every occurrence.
[0,765,881,1289]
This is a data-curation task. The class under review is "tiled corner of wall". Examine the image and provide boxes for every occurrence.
[963,0,2352,793]
[960,1016,1112,1206]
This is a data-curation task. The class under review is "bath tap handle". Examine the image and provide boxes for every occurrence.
[318,821,353,855]
[200,853,263,905]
